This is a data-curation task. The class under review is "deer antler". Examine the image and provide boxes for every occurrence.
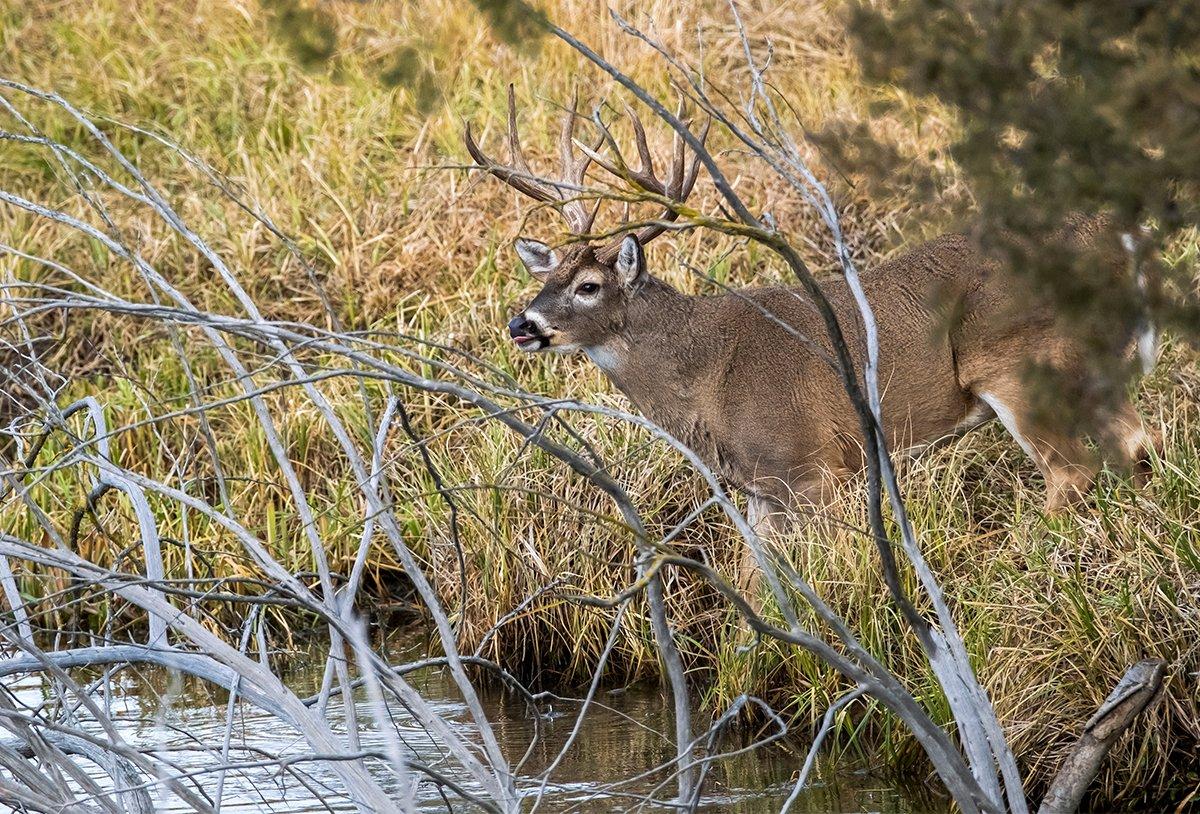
[580,101,709,264]
[464,84,599,235]
[465,88,707,258]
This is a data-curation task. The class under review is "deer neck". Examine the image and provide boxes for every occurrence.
[583,278,715,429]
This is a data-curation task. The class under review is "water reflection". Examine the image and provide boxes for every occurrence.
[1,646,943,813]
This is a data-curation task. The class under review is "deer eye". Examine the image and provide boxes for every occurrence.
[575,282,600,296]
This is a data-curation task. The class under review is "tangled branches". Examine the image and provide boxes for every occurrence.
[0,9,1165,812]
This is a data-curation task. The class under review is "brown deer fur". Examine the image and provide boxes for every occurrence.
[506,232,1158,528]
[468,90,1158,587]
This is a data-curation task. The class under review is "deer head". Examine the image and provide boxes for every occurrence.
[465,86,704,354]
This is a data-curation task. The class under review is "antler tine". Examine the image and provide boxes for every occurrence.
[504,84,536,180]
[558,89,586,183]
[623,103,660,193]
[464,106,556,203]
[558,88,600,234]
[661,100,688,200]
[680,117,709,195]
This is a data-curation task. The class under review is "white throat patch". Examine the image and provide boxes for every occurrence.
[584,345,622,371]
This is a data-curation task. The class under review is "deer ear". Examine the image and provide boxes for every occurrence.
[614,234,645,287]
[514,238,559,280]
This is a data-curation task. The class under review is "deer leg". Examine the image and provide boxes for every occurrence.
[977,389,1098,513]
[737,494,788,607]
[736,478,837,609]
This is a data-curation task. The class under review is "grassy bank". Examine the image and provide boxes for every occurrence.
[1,0,1197,808]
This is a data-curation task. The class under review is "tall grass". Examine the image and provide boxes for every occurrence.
[1,0,1197,807]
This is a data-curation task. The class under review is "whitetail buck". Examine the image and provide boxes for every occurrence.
[466,89,1159,561]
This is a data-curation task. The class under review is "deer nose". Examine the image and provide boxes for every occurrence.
[508,314,538,338]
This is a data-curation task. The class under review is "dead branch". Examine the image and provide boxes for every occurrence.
[1038,660,1166,814]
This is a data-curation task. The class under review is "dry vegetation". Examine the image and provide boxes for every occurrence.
[1,0,1197,808]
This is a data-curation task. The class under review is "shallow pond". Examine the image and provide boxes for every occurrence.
[3,643,944,813]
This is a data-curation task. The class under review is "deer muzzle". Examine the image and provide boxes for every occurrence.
[508,313,548,351]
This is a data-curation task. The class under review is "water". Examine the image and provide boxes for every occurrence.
[1,645,942,813]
